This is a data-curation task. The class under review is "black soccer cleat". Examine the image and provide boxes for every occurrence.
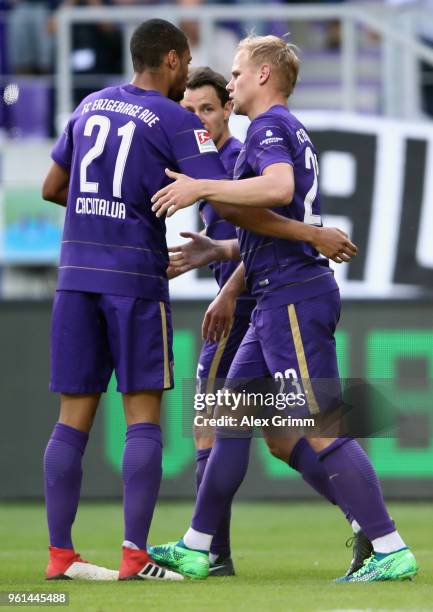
[345,530,374,576]
[208,555,236,577]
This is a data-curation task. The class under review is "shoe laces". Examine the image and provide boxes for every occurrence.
[154,541,175,551]
[352,553,376,577]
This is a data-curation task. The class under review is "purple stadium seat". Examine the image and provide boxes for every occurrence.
[5,77,51,138]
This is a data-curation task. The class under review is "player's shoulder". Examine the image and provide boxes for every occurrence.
[250,105,312,147]
[89,85,117,99]
[153,99,205,142]
[220,136,242,158]
[246,105,288,141]
[228,136,243,155]
[77,85,118,107]
[255,105,302,132]
[285,108,312,139]
[169,102,203,132]
[68,86,118,119]
[253,104,288,123]
[219,137,242,176]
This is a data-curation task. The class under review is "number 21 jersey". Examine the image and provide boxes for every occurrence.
[51,84,227,301]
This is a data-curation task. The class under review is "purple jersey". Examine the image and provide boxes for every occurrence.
[199,136,255,316]
[51,84,227,301]
[233,105,337,308]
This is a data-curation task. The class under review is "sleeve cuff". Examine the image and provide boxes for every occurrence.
[51,153,71,171]
[258,158,294,176]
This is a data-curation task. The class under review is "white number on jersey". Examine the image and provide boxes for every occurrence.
[80,115,110,194]
[303,146,322,226]
[274,368,303,396]
[113,121,136,199]
[80,115,136,199]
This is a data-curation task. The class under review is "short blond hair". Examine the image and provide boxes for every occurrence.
[237,35,300,98]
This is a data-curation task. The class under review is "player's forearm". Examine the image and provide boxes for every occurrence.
[213,205,319,244]
[42,163,69,207]
[221,262,247,299]
[199,226,239,261]
[167,267,185,280]
[44,190,68,207]
[212,239,240,261]
[199,176,290,208]
[55,189,68,206]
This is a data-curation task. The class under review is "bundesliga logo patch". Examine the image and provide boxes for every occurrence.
[194,129,218,154]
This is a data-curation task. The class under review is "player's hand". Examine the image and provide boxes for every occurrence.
[202,291,236,343]
[311,227,358,263]
[166,263,184,279]
[169,231,218,274]
[151,169,203,218]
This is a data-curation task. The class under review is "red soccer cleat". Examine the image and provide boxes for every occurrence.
[119,546,183,581]
[46,546,118,580]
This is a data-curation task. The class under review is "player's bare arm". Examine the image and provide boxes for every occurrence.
[168,232,240,277]
[170,227,356,266]
[308,227,357,263]
[152,163,294,215]
[42,162,70,206]
[153,182,357,264]
[219,207,357,264]
[202,262,246,343]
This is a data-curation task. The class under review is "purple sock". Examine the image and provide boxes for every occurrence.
[44,422,88,549]
[192,436,251,536]
[122,423,162,550]
[290,438,337,504]
[289,438,354,524]
[318,439,395,541]
[195,448,211,492]
[196,447,231,558]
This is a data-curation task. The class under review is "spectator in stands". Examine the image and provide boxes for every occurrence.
[52,0,123,105]
[386,0,433,117]
[284,0,345,50]
[113,0,170,4]
[1,0,10,130]
[235,0,290,39]
[177,0,239,78]
[0,0,10,75]
[7,0,56,74]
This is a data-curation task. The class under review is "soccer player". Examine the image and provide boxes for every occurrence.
[41,20,356,582]
[174,67,370,577]
[149,35,418,582]
[177,67,250,577]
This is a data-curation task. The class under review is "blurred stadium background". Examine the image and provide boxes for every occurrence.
[1,0,433,504]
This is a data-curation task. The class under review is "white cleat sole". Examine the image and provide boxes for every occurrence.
[64,562,119,581]
[135,562,184,581]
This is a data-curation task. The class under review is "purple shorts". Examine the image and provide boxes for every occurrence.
[197,313,252,394]
[226,291,342,414]
[50,290,173,394]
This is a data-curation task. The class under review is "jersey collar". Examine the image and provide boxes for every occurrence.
[121,84,164,98]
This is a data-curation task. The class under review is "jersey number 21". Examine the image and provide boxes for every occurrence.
[80,114,136,199]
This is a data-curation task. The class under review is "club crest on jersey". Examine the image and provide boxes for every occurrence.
[194,129,218,153]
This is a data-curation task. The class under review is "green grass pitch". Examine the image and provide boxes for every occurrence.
[0,502,432,611]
